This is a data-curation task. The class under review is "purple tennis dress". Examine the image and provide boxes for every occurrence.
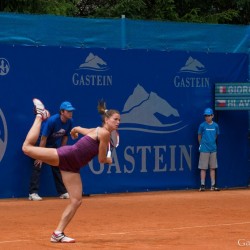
[57,136,99,173]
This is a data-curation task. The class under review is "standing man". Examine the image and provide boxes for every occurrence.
[198,108,220,192]
[28,101,75,201]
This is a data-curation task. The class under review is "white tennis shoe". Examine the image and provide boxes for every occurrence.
[50,232,75,243]
[33,98,50,120]
[59,193,70,199]
[29,193,42,201]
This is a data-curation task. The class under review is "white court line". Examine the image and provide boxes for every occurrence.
[1,221,250,243]
[96,221,250,236]
[0,240,30,244]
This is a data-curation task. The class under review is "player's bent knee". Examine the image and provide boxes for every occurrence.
[71,198,82,209]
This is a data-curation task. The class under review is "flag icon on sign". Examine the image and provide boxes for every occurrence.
[216,100,226,107]
[219,86,226,93]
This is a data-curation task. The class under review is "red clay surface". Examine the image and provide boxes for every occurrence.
[1,189,250,250]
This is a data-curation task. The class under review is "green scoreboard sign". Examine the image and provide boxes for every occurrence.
[215,83,250,110]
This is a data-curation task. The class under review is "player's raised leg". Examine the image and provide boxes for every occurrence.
[22,98,59,166]
[23,98,49,148]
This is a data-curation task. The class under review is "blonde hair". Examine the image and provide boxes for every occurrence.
[97,99,119,123]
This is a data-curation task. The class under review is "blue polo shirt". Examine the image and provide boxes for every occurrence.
[198,121,219,153]
[40,114,73,148]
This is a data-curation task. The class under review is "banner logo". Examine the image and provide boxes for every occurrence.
[174,56,210,88]
[119,84,188,133]
[179,56,206,74]
[78,53,109,71]
[0,58,10,76]
[72,53,112,86]
[0,109,8,162]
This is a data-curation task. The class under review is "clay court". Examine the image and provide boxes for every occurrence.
[1,188,250,250]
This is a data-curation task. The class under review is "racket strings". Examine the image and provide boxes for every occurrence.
[107,131,119,157]
[110,132,119,148]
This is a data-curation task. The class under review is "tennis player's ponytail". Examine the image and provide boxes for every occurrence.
[97,99,120,123]
[97,99,107,116]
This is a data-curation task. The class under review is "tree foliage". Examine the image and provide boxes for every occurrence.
[0,0,77,16]
[0,0,249,24]
[75,0,249,24]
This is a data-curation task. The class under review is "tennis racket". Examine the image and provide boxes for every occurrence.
[107,130,119,157]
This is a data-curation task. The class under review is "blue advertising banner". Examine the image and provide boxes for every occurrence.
[0,45,249,197]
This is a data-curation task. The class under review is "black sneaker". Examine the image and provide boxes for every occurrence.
[211,185,220,191]
[199,185,205,191]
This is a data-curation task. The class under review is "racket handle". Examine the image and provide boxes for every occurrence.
[107,151,111,158]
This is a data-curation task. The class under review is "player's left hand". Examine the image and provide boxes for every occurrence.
[70,128,79,139]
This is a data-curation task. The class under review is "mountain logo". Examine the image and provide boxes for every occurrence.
[119,84,188,133]
[0,109,8,162]
[179,56,206,74]
[0,58,10,76]
[53,128,66,138]
[78,53,109,71]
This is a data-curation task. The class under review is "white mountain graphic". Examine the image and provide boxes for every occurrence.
[121,84,180,127]
[0,109,7,162]
[180,56,206,73]
[0,59,10,76]
[53,128,66,138]
[79,53,108,71]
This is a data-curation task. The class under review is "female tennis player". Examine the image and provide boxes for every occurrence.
[22,98,120,243]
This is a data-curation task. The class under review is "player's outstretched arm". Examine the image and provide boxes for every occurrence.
[70,126,95,139]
